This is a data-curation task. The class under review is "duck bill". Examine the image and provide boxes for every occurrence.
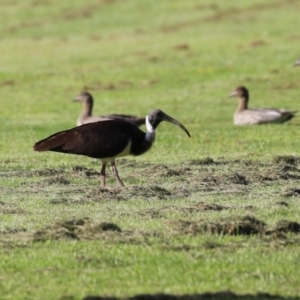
[73,96,81,102]
[229,90,238,97]
[162,113,191,137]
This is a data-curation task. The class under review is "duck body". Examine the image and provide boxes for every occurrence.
[74,91,145,127]
[234,108,296,125]
[77,113,145,127]
[230,86,297,126]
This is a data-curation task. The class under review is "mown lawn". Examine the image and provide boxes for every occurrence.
[1,1,300,299]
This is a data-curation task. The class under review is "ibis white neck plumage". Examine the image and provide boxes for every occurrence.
[145,115,156,142]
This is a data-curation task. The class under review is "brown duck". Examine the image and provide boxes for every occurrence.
[74,91,145,126]
[229,86,297,125]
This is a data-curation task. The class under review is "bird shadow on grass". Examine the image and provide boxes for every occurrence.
[83,291,300,300]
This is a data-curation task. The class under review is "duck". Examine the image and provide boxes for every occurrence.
[229,86,297,125]
[73,91,145,127]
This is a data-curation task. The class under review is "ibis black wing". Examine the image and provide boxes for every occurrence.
[34,120,145,159]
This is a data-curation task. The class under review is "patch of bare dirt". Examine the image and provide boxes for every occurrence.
[33,218,121,242]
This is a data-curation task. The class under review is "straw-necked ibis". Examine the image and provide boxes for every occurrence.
[229,86,297,125]
[34,109,190,187]
[74,91,145,126]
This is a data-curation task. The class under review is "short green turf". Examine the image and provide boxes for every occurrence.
[1,1,300,299]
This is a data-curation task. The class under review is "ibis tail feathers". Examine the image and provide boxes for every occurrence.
[33,129,71,152]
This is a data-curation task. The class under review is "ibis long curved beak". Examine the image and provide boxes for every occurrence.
[162,113,191,137]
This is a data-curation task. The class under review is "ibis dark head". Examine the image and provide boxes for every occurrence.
[229,86,249,99]
[147,109,191,137]
[73,91,92,103]
[294,58,300,67]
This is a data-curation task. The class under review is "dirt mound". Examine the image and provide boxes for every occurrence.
[175,216,265,236]
[266,220,300,235]
[137,202,229,219]
[282,188,300,197]
[274,201,288,207]
[174,216,300,237]
[275,155,300,164]
[182,202,229,212]
[33,218,121,242]
[273,155,300,165]
[198,172,248,188]
[227,173,248,185]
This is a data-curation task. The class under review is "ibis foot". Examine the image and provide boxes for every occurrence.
[111,161,125,187]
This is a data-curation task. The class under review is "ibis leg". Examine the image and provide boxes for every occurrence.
[111,161,125,187]
[100,163,107,187]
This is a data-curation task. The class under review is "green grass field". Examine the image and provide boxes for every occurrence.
[1,1,300,299]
